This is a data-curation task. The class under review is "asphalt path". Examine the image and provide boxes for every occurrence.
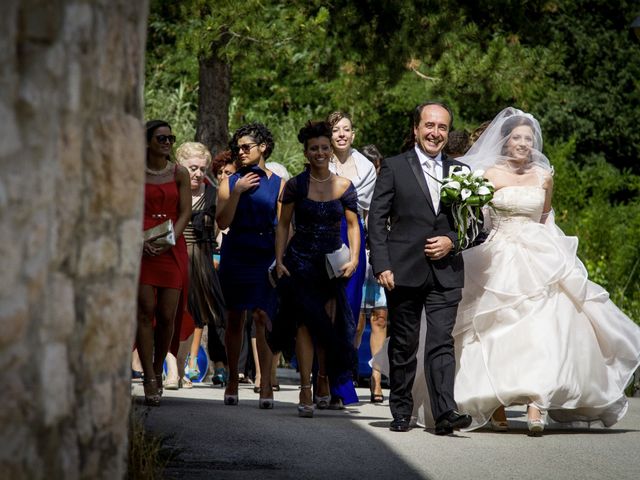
[137,372,640,480]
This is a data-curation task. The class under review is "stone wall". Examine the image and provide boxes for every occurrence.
[0,1,148,478]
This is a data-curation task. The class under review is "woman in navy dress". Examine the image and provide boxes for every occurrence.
[271,121,360,417]
[216,123,284,408]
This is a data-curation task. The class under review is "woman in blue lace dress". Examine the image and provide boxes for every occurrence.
[271,121,360,418]
[217,123,284,408]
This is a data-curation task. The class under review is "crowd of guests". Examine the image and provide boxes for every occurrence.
[137,104,640,434]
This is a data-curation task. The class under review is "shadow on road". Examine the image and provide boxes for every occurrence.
[141,389,428,480]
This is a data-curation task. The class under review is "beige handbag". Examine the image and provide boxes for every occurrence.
[144,219,176,247]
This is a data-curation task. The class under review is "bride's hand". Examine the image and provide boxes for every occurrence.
[424,236,453,260]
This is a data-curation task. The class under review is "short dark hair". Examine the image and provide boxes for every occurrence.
[412,102,454,129]
[444,130,470,157]
[229,122,275,160]
[297,121,332,148]
[145,119,171,142]
[360,144,383,164]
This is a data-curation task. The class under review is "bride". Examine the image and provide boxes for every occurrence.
[375,107,640,434]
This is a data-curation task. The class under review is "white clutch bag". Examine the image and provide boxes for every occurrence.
[325,244,350,279]
[144,219,176,247]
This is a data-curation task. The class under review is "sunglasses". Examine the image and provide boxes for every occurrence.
[155,134,176,144]
[237,143,259,153]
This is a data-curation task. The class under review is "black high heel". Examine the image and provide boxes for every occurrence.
[143,378,161,407]
[370,392,384,403]
[212,367,227,387]
[369,377,384,403]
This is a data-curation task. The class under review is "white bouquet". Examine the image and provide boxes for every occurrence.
[440,166,494,250]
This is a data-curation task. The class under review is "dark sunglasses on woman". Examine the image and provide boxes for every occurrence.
[155,134,177,144]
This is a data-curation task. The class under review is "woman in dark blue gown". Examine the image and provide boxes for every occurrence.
[271,121,360,418]
[217,123,284,408]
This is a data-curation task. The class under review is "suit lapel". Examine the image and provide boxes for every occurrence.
[442,153,452,179]
[406,149,436,214]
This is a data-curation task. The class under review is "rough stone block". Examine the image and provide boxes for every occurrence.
[40,342,72,426]
[119,219,143,277]
[77,237,118,277]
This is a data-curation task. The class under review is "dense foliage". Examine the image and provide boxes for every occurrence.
[144,0,639,321]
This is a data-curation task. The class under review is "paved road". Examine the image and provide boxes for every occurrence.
[137,373,640,480]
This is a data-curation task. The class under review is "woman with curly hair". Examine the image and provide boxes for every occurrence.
[216,122,285,408]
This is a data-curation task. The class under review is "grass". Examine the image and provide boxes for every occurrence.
[127,403,169,480]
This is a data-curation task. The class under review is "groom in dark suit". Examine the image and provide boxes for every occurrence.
[369,102,472,434]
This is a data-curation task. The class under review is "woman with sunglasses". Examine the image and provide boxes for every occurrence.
[137,120,191,406]
[216,122,284,408]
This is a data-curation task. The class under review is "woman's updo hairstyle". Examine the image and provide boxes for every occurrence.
[297,121,332,148]
[229,122,275,160]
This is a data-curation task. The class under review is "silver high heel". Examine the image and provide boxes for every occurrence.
[298,384,314,418]
[316,374,330,409]
[527,405,545,435]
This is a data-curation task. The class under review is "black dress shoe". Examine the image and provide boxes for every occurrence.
[389,414,411,432]
[435,410,472,436]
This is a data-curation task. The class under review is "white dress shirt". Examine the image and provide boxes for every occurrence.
[415,145,442,212]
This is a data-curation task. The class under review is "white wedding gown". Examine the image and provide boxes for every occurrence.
[374,184,640,430]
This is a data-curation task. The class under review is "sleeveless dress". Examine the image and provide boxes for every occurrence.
[139,164,189,354]
[218,165,280,319]
[375,183,640,429]
[184,183,226,329]
[269,171,359,404]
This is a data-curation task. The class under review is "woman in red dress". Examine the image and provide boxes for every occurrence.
[138,120,191,406]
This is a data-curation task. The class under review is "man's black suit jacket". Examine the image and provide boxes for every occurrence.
[368,148,465,289]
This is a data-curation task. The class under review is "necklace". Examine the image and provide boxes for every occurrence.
[505,159,532,174]
[309,172,332,183]
[145,161,173,176]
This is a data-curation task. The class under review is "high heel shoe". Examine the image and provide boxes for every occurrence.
[316,395,331,409]
[155,374,163,397]
[527,406,545,435]
[164,376,180,390]
[315,374,330,409]
[212,367,227,387]
[298,384,314,418]
[259,398,274,409]
[224,394,238,406]
[184,359,200,381]
[490,417,509,431]
[370,392,385,403]
[143,378,161,407]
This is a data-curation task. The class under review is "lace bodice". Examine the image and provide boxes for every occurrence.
[487,186,545,239]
